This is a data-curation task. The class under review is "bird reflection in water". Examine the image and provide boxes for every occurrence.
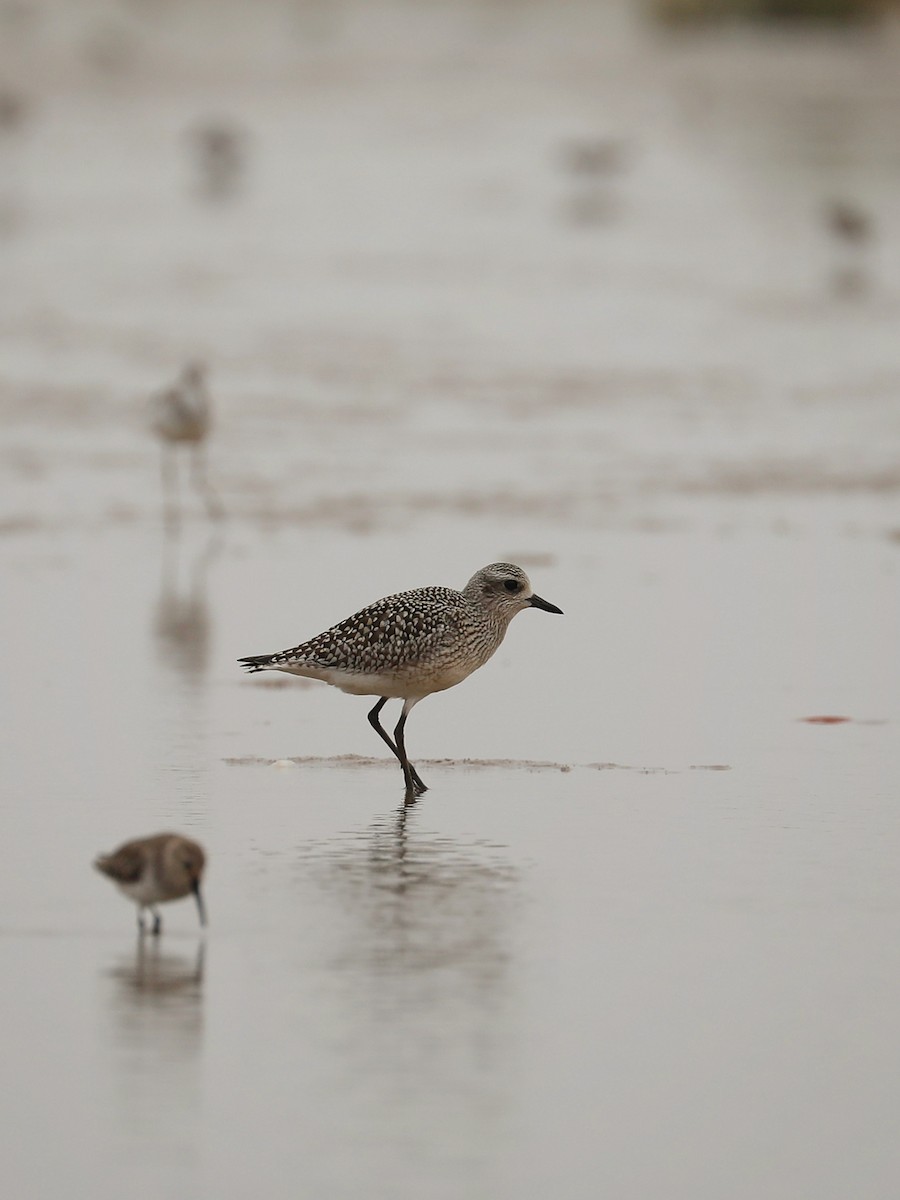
[151,524,220,798]
[154,524,221,681]
[108,936,206,1000]
[301,801,520,979]
[293,802,521,1151]
[103,939,205,1163]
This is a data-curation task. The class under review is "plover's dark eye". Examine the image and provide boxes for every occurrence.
[503,579,520,593]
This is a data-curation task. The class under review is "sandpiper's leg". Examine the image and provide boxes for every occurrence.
[150,908,162,936]
[393,701,426,804]
[368,698,427,794]
[161,447,179,525]
[191,445,224,520]
[137,907,146,935]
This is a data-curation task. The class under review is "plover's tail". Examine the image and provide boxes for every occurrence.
[238,653,277,673]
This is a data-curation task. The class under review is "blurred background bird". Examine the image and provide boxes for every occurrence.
[188,117,247,201]
[148,361,224,522]
[94,832,207,935]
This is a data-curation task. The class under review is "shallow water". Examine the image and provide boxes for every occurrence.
[2,2,900,1198]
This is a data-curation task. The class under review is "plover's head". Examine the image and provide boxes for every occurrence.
[464,562,563,620]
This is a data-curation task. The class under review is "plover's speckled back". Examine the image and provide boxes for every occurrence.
[148,362,223,520]
[94,832,207,935]
[239,563,563,803]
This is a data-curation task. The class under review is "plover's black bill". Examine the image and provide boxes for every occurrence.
[529,593,563,614]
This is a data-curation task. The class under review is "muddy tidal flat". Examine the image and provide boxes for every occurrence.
[2,2,900,1198]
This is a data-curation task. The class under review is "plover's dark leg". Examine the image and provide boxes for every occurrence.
[137,908,146,935]
[368,698,427,794]
[150,908,162,936]
[393,703,427,804]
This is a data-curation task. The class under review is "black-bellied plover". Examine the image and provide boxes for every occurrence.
[149,362,223,520]
[94,833,207,934]
[239,563,563,803]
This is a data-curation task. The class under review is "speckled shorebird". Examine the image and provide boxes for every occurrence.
[239,563,563,803]
[94,833,207,935]
[149,361,223,519]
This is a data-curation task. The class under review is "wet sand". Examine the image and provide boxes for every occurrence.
[2,2,900,1198]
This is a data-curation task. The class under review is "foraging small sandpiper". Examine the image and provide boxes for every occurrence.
[149,361,223,519]
[239,562,563,803]
[94,833,207,935]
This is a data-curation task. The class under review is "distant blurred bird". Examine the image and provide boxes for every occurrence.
[94,832,207,935]
[560,137,629,178]
[82,20,137,77]
[149,361,223,520]
[189,118,246,200]
[823,199,874,297]
[558,137,630,229]
[824,199,872,246]
[0,87,27,132]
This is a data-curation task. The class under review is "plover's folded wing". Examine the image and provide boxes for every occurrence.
[238,588,459,676]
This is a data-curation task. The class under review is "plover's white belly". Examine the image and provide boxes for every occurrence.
[275,663,398,695]
[277,662,476,699]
